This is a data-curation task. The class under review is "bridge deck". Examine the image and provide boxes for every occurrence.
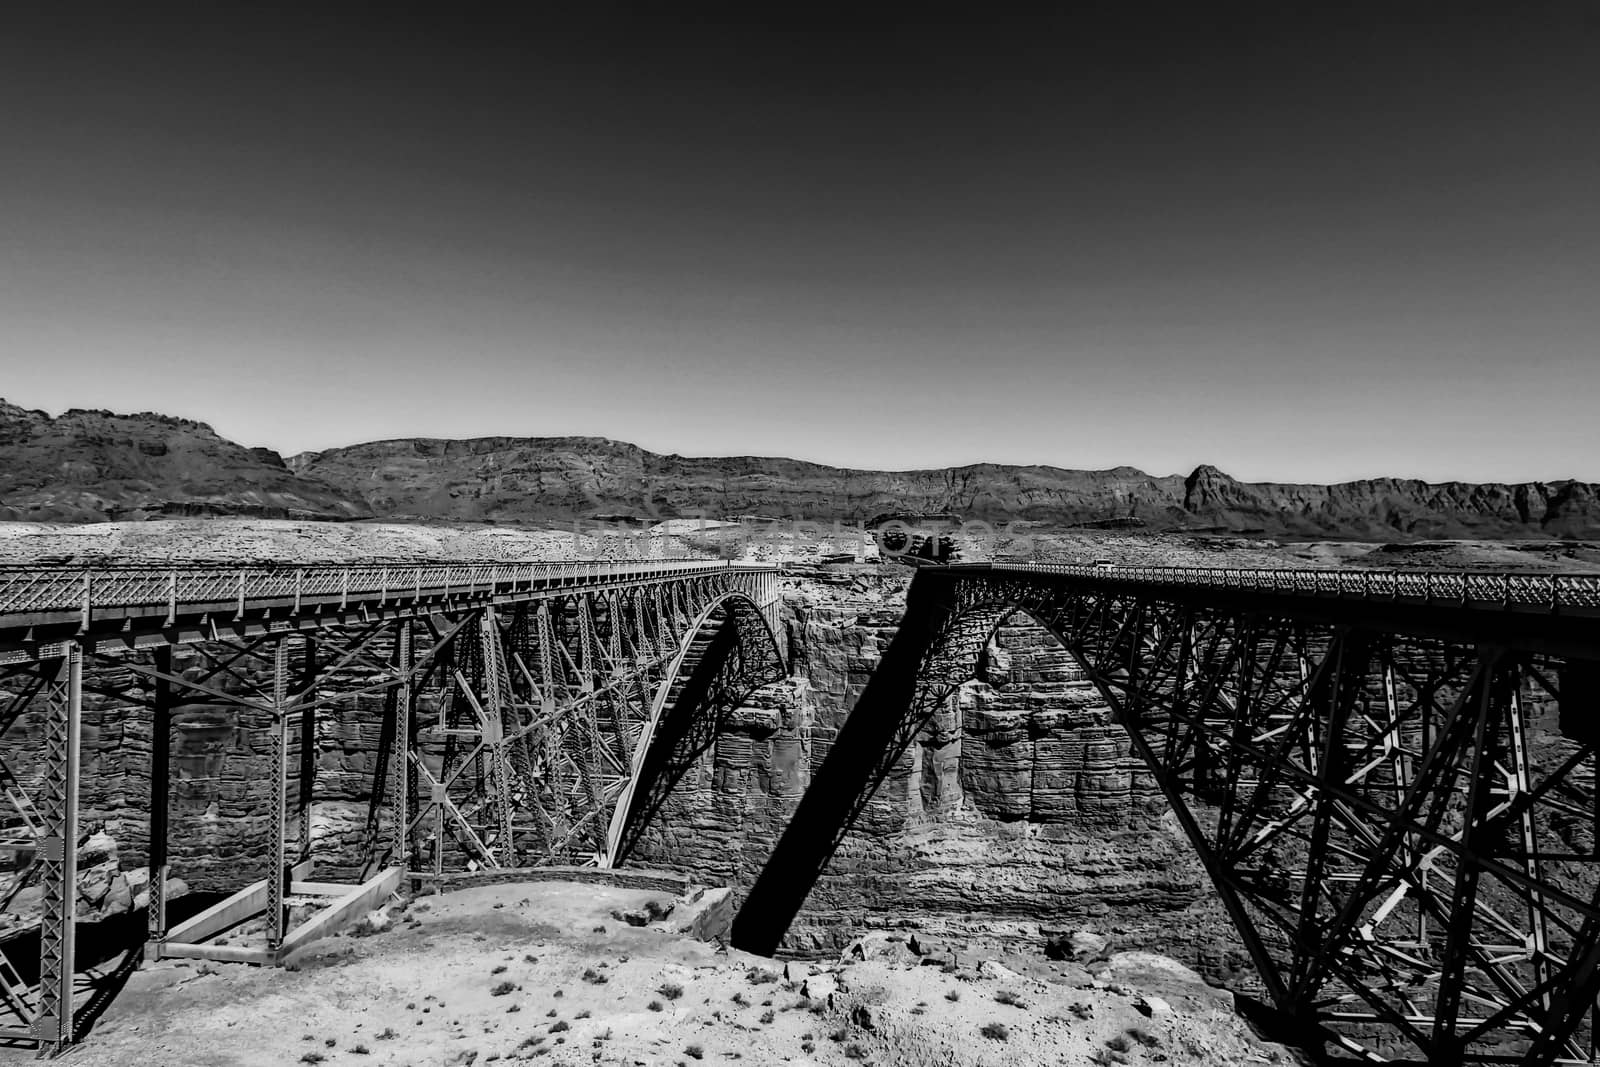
[932,562,1600,658]
[949,561,1600,614]
[0,559,775,660]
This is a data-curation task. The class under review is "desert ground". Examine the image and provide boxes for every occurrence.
[3,518,1598,573]
[49,879,1294,1067]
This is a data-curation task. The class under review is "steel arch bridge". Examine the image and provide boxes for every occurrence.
[734,562,1600,1067]
[0,559,784,1053]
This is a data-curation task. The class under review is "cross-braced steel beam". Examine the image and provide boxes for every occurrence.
[897,567,1600,1065]
[0,561,782,1053]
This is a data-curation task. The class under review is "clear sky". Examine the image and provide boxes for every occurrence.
[2,6,1597,483]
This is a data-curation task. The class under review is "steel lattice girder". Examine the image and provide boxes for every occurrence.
[919,571,1600,1066]
[404,575,785,875]
[0,565,782,1051]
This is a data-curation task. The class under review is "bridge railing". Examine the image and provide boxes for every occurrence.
[0,559,753,619]
[971,562,1600,613]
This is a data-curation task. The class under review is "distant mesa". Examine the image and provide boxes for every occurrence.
[2,398,1598,539]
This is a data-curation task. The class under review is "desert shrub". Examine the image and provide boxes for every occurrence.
[685,1045,704,1060]
[760,1010,775,1025]
[944,989,960,1002]
[1106,1034,1132,1053]
[648,1000,664,1012]
[299,1055,324,1065]
[994,989,1027,1009]
[981,1022,1009,1041]
[732,992,749,1007]
[491,964,507,975]
[550,1020,569,1033]
[350,1046,370,1056]
[375,1028,396,1040]
[490,981,516,996]
[582,967,608,984]
[658,982,684,1001]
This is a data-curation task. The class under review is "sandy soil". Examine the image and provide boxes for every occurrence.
[2,519,1596,573]
[0,521,680,566]
[51,880,1293,1067]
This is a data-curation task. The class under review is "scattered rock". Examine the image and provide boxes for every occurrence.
[1046,929,1108,961]
[1134,995,1173,1017]
[613,899,675,927]
[977,960,1024,983]
[654,887,733,942]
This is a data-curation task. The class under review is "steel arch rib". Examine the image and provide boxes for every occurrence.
[914,575,1600,1066]
[601,589,785,867]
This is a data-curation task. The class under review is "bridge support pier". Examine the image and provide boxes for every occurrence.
[34,642,82,1055]
[146,647,172,961]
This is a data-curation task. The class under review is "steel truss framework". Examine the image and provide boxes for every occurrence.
[908,566,1600,1066]
[0,561,783,1054]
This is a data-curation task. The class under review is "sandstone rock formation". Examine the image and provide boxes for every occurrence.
[623,568,1250,986]
[293,434,1600,537]
[6,397,1597,537]
[0,399,368,523]
[0,829,186,941]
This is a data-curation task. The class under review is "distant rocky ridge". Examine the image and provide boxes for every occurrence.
[3,399,1597,538]
[287,437,1600,539]
[0,400,368,523]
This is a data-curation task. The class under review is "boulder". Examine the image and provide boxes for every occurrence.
[978,959,1025,983]
[1134,995,1173,1016]
[1046,929,1109,961]
[655,886,733,942]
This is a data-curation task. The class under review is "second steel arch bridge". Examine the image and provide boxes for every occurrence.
[734,561,1600,1067]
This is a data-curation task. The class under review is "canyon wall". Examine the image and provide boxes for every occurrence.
[6,398,1599,537]
[624,568,1249,981]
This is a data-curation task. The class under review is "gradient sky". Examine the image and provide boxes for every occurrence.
[2,6,1597,483]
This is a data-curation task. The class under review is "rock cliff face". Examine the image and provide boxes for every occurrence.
[624,570,1248,982]
[1182,464,1600,539]
[0,400,369,522]
[4,397,1596,537]
[292,435,1600,538]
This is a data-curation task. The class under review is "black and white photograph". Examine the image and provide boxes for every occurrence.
[1,5,1598,1064]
